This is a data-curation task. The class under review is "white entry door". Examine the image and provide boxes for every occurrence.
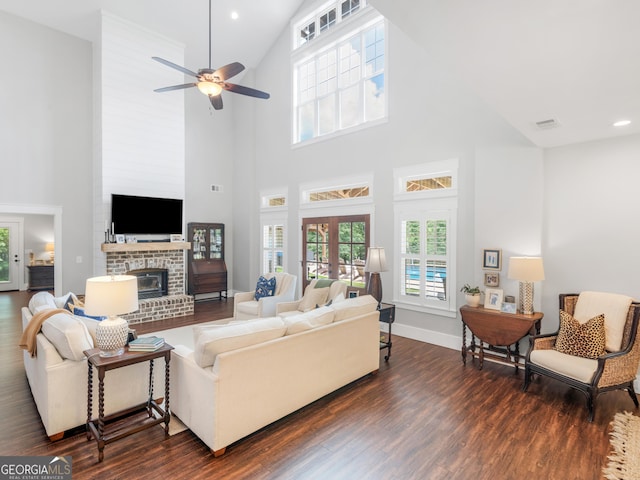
[0,221,21,291]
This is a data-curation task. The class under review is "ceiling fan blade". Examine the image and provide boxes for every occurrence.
[152,57,199,78]
[210,94,223,110]
[214,62,245,81]
[223,82,270,99]
[154,83,197,93]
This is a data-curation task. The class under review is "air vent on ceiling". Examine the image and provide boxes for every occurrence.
[211,184,223,193]
[535,118,560,130]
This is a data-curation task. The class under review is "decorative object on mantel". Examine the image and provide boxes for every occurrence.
[365,247,387,306]
[84,275,139,357]
[460,284,482,307]
[152,0,270,111]
[507,256,545,314]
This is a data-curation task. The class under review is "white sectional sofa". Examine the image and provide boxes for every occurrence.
[21,292,164,440]
[154,294,381,456]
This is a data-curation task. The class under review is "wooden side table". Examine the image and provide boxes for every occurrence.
[460,305,542,372]
[378,302,395,361]
[84,343,173,462]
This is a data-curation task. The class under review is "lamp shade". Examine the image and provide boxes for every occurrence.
[84,275,139,317]
[364,247,388,273]
[507,257,545,282]
[45,242,55,253]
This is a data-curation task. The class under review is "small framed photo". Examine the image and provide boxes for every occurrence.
[125,235,137,244]
[501,302,517,314]
[484,272,500,287]
[348,290,359,299]
[170,234,183,242]
[484,288,504,310]
[115,234,125,244]
[483,249,502,270]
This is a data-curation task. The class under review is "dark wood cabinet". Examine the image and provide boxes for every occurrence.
[28,265,54,290]
[187,223,227,300]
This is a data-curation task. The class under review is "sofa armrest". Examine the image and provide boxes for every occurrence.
[233,291,256,316]
[257,295,284,317]
[276,301,301,315]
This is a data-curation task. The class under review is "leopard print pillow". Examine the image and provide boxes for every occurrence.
[554,310,606,359]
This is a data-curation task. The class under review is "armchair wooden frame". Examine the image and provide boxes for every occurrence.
[523,293,640,422]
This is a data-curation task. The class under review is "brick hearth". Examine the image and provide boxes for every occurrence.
[102,242,194,324]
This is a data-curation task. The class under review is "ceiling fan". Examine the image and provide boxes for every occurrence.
[152,0,270,111]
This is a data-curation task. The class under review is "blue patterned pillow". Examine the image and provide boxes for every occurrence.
[254,276,276,300]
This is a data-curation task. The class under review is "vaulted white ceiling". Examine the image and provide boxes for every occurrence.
[1,0,638,148]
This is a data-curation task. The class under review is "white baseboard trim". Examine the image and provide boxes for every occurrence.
[380,321,460,352]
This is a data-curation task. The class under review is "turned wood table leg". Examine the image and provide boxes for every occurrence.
[462,323,467,365]
[86,363,93,441]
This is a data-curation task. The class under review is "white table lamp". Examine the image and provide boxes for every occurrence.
[365,247,388,306]
[84,275,139,357]
[507,257,545,315]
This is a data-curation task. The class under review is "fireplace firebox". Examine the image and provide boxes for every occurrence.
[128,268,168,299]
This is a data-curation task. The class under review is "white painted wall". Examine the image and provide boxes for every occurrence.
[542,133,640,330]
[0,11,93,293]
[245,10,542,347]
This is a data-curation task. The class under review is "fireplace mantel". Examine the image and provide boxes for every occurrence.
[101,242,190,253]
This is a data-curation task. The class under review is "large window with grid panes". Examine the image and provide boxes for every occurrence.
[393,160,458,316]
[292,1,386,144]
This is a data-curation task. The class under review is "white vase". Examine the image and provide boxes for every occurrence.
[465,294,481,307]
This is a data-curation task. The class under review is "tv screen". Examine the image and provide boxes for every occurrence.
[111,194,183,235]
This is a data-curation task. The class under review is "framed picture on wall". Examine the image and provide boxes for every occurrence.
[484,288,504,310]
[484,272,500,287]
[482,249,502,270]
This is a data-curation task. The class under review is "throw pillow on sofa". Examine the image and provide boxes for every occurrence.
[297,286,329,312]
[28,291,57,314]
[41,312,94,361]
[254,275,276,300]
[194,317,286,368]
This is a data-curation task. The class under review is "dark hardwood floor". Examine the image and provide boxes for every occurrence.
[1,290,635,479]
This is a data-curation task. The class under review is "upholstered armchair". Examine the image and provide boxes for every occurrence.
[276,279,348,317]
[523,292,640,421]
[233,273,297,320]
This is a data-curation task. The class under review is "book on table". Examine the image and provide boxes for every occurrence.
[128,336,164,351]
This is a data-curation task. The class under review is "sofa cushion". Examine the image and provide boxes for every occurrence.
[574,291,633,352]
[331,294,379,322]
[298,286,329,312]
[194,317,286,368]
[28,292,57,314]
[283,306,335,335]
[254,275,276,300]
[554,310,606,359]
[41,312,94,361]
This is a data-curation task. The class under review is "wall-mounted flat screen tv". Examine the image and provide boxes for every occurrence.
[111,194,183,235]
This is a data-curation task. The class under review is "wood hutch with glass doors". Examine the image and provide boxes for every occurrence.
[187,223,227,300]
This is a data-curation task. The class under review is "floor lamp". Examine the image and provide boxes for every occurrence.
[507,257,545,315]
[365,247,387,306]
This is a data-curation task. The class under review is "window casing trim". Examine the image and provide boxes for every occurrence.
[299,173,374,210]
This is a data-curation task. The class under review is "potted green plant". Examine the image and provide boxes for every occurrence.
[460,284,482,307]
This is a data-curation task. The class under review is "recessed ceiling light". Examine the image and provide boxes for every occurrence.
[230,11,239,20]
[613,120,631,127]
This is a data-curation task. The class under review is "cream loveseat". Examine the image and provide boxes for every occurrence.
[21,292,164,440]
[154,294,381,456]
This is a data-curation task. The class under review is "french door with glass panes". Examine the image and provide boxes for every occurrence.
[0,221,21,291]
[301,214,369,291]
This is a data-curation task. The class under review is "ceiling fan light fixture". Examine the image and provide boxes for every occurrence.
[197,81,222,96]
